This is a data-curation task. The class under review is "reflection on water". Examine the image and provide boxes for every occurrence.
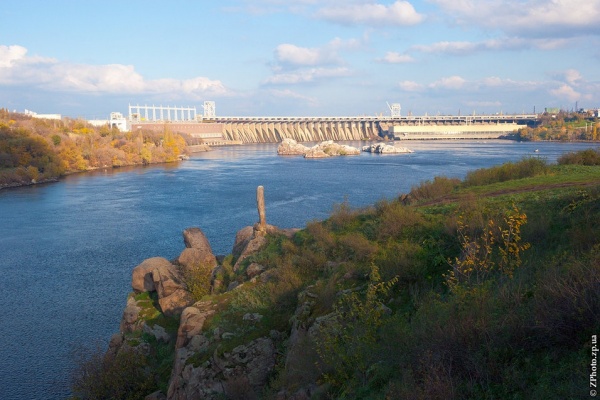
[0,140,596,400]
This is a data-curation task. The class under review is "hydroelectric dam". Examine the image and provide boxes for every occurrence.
[124,104,538,144]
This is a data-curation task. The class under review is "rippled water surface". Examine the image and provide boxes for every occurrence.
[0,141,596,399]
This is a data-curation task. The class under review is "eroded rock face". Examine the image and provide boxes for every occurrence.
[361,143,413,154]
[277,138,310,155]
[168,337,277,400]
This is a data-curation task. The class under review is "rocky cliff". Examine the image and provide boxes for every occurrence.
[105,187,312,400]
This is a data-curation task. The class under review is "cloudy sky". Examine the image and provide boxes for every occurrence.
[1,0,599,118]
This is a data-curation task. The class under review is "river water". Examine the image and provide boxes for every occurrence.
[0,140,596,399]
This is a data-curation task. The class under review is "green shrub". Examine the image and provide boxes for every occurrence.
[409,176,460,203]
[183,263,213,302]
[71,346,156,400]
[375,201,426,241]
[557,148,600,165]
[463,157,549,186]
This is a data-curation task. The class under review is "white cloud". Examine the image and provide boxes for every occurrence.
[563,69,583,86]
[430,0,600,38]
[263,67,351,84]
[316,1,424,26]
[412,37,571,55]
[275,43,338,66]
[268,88,318,105]
[273,37,364,68]
[412,41,477,54]
[550,84,584,102]
[378,52,415,63]
[0,45,229,98]
[429,75,466,89]
[0,45,28,68]
[398,80,423,91]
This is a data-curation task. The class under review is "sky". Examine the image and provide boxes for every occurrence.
[1,0,599,119]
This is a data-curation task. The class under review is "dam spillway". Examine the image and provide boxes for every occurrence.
[213,114,538,143]
[126,106,538,144]
[215,116,383,143]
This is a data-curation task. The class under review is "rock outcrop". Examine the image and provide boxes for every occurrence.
[277,138,310,155]
[131,257,194,317]
[109,187,309,400]
[304,141,361,158]
[168,335,278,400]
[362,143,413,154]
[277,138,361,158]
[177,227,218,271]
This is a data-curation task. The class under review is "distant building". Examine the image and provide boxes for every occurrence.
[109,112,128,131]
[87,112,128,131]
[23,109,62,120]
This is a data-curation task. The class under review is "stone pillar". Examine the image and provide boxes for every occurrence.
[256,185,266,233]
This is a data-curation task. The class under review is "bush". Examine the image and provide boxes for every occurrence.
[409,176,460,203]
[463,157,548,186]
[533,246,600,346]
[557,148,600,165]
[71,346,156,400]
[375,201,425,241]
[183,263,213,301]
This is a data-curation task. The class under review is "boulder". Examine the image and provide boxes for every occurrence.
[246,263,265,279]
[232,226,254,257]
[180,228,217,269]
[143,323,170,343]
[304,141,360,158]
[177,248,217,272]
[361,143,413,154]
[233,234,267,272]
[158,288,194,318]
[277,138,310,155]
[176,302,216,349]
[132,257,173,293]
[131,257,194,317]
[119,296,142,333]
[152,263,186,299]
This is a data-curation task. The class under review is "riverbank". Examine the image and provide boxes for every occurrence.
[1,141,597,400]
[79,153,600,399]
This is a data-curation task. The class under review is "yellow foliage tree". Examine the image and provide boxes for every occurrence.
[445,204,530,293]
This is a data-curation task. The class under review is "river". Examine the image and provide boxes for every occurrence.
[0,140,596,399]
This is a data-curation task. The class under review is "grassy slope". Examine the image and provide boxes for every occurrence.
[82,157,600,399]
[232,160,600,399]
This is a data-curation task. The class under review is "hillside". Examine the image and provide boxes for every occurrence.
[0,109,197,189]
[72,150,600,400]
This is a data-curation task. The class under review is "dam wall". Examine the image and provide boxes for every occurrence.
[217,119,382,143]
[128,115,538,144]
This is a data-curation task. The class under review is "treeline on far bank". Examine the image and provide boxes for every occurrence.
[0,109,200,188]
[513,110,600,141]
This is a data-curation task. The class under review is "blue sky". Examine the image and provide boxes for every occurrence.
[1,0,599,118]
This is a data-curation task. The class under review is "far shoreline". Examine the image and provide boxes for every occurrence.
[2,139,599,191]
